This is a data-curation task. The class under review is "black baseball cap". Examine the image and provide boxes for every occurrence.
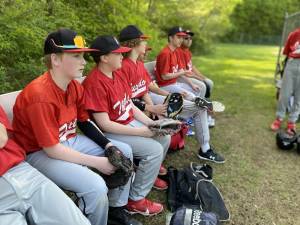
[168,26,187,36]
[90,35,131,57]
[44,28,97,55]
[184,29,194,36]
[119,25,150,42]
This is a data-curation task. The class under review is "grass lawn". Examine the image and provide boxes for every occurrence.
[136,43,300,225]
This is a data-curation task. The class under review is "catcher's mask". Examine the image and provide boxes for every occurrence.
[164,93,183,119]
[276,129,297,150]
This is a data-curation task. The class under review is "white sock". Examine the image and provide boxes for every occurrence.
[201,143,210,153]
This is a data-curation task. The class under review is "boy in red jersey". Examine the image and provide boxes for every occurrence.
[155,26,203,100]
[155,26,224,163]
[13,29,140,225]
[271,27,300,134]
[177,29,215,127]
[0,104,90,225]
[83,35,170,216]
[177,30,214,99]
[119,25,224,164]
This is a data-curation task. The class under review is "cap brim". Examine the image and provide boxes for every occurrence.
[176,32,187,36]
[140,34,150,40]
[111,46,132,53]
[63,48,99,53]
[186,32,194,36]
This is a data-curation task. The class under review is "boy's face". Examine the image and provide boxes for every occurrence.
[58,52,86,79]
[135,40,147,55]
[171,35,184,48]
[106,52,123,71]
[182,35,192,48]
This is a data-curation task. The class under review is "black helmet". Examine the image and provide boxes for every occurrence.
[296,136,300,154]
[276,129,297,150]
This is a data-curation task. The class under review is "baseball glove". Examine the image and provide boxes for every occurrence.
[149,118,182,136]
[101,146,134,189]
[164,93,184,118]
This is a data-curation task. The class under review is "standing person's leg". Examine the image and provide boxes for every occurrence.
[276,60,295,120]
[288,60,300,124]
[271,59,296,131]
[0,162,91,225]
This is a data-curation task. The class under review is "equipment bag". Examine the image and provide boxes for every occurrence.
[169,207,219,225]
[167,163,230,221]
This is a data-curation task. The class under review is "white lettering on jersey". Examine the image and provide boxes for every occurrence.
[131,79,146,98]
[292,41,300,54]
[172,64,179,73]
[59,119,77,142]
[113,93,132,121]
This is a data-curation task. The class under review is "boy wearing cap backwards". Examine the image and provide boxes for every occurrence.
[0,105,90,225]
[12,29,140,225]
[155,26,225,163]
[177,29,215,127]
[83,35,170,216]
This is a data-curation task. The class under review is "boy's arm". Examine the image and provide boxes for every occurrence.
[149,82,169,96]
[0,123,8,148]
[92,110,154,137]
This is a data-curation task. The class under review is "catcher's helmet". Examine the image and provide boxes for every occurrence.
[164,93,183,119]
[296,136,300,154]
[276,129,297,150]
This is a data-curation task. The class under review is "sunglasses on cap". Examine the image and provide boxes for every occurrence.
[50,35,86,49]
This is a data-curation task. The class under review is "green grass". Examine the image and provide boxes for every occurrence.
[136,43,300,225]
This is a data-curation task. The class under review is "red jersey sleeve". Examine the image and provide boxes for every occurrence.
[0,106,12,131]
[84,86,109,113]
[26,103,59,147]
[283,32,294,56]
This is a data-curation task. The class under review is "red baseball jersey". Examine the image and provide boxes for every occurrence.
[155,45,180,86]
[0,105,25,176]
[121,58,151,98]
[13,72,89,153]
[176,47,193,71]
[283,28,300,58]
[83,67,134,125]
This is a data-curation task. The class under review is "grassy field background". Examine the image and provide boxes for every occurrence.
[136,43,300,225]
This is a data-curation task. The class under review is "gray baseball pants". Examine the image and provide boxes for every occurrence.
[104,119,170,201]
[26,135,133,225]
[0,161,91,225]
[277,58,300,122]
